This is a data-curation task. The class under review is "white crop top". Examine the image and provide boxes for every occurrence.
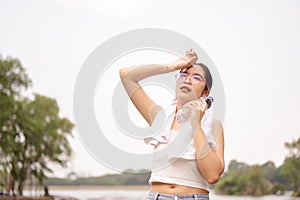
[144,106,216,191]
[149,130,209,190]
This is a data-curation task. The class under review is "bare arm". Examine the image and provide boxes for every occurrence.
[185,98,224,184]
[119,64,170,125]
[193,119,225,184]
[119,53,197,125]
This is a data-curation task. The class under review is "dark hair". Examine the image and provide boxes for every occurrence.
[180,63,213,90]
[195,63,213,90]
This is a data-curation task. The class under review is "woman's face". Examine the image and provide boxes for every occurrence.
[175,66,208,105]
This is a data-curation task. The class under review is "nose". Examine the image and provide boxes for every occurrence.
[183,75,192,84]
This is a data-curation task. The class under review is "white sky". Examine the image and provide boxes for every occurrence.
[1,0,300,177]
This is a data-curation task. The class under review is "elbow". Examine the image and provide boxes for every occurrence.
[119,68,126,78]
[206,175,220,184]
[205,170,224,184]
[119,66,134,78]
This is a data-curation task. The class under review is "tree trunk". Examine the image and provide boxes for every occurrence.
[18,181,23,196]
[7,174,14,196]
[44,185,50,196]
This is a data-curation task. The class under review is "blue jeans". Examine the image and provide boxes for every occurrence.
[146,192,209,200]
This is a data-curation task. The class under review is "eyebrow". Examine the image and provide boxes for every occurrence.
[179,67,206,82]
[181,71,205,80]
[193,73,204,78]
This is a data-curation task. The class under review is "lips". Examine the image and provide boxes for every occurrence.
[180,85,191,92]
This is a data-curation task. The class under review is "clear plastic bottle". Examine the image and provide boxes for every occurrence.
[176,96,214,124]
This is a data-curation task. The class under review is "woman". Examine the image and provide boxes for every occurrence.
[119,49,225,200]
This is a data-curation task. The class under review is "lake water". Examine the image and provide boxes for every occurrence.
[23,189,300,200]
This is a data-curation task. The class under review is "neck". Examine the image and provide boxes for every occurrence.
[176,101,184,112]
[176,98,190,110]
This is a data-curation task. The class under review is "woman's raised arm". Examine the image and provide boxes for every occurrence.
[119,54,197,125]
[119,64,169,125]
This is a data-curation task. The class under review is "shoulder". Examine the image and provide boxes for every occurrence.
[212,119,223,129]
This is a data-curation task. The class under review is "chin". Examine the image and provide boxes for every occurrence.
[176,94,194,105]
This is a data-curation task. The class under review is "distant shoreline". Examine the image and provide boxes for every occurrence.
[47,185,150,191]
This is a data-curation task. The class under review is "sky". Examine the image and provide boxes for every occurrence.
[1,0,300,177]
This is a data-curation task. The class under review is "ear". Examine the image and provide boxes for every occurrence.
[202,87,210,97]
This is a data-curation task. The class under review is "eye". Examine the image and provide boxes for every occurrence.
[179,73,188,78]
[191,75,202,82]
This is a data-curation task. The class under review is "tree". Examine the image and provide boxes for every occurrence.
[0,55,74,195]
[261,161,285,195]
[0,55,31,195]
[214,160,271,196]
[281,137,300,197]
[245,165,271,196]
[12,95,74,195]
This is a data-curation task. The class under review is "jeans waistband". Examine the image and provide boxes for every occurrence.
[146,192,209,200]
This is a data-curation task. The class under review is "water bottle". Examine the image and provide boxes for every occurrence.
[176,96,214,124]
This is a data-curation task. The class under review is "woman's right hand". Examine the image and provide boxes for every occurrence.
[167,49,198,71]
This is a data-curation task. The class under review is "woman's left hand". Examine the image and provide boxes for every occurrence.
[188,97,207,128]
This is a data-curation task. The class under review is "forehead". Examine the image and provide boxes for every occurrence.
[182,66,205,77]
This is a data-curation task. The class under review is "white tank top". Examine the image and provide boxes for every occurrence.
[148,130,209,191]
[144,106,216,191]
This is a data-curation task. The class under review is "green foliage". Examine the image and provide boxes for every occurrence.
[0,55,31,166]
[281,137,300,197]
[215,136,300,197]
[0,55,31,193]
[13,95,73,182]
[0,55,74,195]
[215,160,282,196]
[271,183,285,195]
[0,55,31,97]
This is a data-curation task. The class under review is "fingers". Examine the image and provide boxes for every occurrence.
[187,98,207,126]
[186,49,198,58]
[186,98,207,112]
[186,49,193,58]
[169,49,198,71]
[187,56,197,65]
[201,97,208,110]
[196,97,208,112]
[186,49,198,65]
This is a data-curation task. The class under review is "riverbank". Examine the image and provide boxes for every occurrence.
[0,195,78,200]
[0,197,52,200]
[47,185,149,191]
[1,188,299,200]
[0,185,150,200]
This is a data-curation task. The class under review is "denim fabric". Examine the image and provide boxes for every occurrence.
[146,192,209,200]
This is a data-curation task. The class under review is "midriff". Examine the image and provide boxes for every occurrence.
[150,182,209,195]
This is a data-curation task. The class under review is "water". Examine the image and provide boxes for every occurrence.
[23,189,300,200]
